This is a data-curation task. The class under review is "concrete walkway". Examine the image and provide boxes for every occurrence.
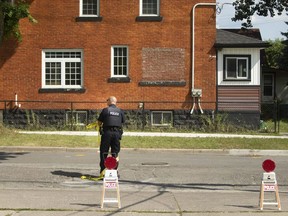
[19,131,288,139]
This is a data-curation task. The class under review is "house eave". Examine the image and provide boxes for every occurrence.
[215,43,270,49]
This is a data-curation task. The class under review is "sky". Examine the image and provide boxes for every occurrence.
[216,0,287,41]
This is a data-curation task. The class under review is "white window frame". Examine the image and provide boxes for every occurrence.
[42,49,83,89]
[151,111,173,126]
[223,55,251,80]
[140,0,160,16]
[111,46,129,78]
[80,0,99,17]
[66,111,87,126]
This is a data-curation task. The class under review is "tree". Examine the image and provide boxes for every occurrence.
[231,0,288,28]
[278,18,288,70]
[265,39,285,69]
[0,0,36,44]
[264,15,288,70]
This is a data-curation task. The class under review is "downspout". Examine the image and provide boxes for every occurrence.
[190,2,217,114]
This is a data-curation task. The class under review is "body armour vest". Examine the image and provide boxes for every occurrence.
[103,106,122,127]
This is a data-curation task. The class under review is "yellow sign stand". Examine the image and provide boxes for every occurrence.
[259,172,281,210]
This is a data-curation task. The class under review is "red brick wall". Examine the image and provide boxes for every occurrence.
[0,0,216,110]
[142,48,185,81]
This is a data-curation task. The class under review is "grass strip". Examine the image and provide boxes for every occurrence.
[0,133,287,150]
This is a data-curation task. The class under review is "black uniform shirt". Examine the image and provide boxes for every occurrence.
[98,104,125,127]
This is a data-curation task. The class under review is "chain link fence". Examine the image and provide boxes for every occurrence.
[261,101,288,133]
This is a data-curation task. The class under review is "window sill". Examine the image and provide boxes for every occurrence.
[39,88,86,93]
[139,81,186,86]
[75,17,103,22]
[136,16,163,22]
[108,77,131,83]
[223,79,251,82]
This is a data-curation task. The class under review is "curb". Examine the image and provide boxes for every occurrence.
[229,149,288,156]
[1,146,288,156]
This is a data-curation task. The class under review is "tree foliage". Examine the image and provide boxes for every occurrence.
[265,17,288,70]
[279,19,288,70]
[231,0,288,28]
[0,0,36,43]
[265,39,285,69]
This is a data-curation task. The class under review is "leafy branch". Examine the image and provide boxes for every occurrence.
[231,0,288,28]
[0,0,36,43]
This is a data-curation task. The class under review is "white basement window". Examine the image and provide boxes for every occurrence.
[66,111,87,126]
[151,111,173,126]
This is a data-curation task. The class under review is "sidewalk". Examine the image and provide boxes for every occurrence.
[1,186,286,216]
[20,130,288,139]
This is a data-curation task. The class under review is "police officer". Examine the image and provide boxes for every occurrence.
[97,96,125,177]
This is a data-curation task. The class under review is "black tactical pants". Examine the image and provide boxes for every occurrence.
[99,128,121,173]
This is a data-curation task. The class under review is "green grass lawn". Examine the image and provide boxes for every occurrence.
[0,123,287,150]
[0,132,287,150]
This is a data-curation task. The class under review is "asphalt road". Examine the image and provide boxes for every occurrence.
[0,148,288,215]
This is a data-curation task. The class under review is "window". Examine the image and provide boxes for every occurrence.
[111,46,129,77]
[263,74,274,101]
[151,111,173,126]
[42,50,83,89]
[263,74,273,97]
[140,0,159,16]
[136,0,162,22]
[80,0,99,16]
[66,111,87,126]
[223,55,251,80]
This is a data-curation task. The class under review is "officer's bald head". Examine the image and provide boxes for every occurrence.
[107,96,117,105]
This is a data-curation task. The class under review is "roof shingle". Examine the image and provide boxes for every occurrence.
[215,29,270,48]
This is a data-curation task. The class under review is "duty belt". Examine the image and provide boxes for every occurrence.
[104,127,122,131]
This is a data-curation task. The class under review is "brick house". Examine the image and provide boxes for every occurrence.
[0,0,267,129]
[0,0,218,129]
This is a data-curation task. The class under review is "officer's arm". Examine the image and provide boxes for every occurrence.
[97,120,103,127]
[97,120,104,135]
